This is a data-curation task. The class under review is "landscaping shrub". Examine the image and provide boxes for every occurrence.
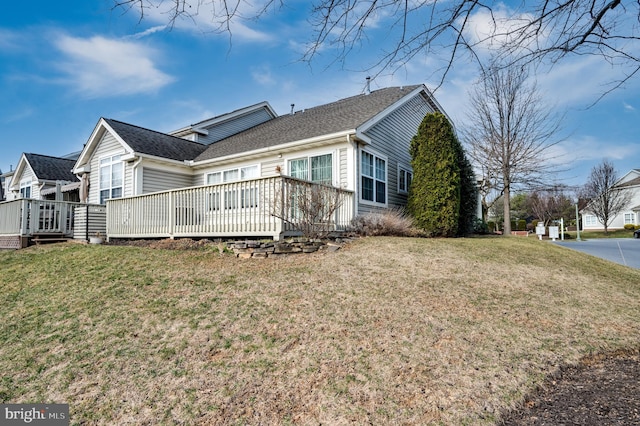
[487,221,496,232]
[624,224,635,230]
[517,220,526,231]
[351,209,416,237]
[473,218,489,234]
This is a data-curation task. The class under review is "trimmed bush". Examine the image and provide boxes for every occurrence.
[624,224,635,230]
[487,221,496,232]
[517,220,526,231]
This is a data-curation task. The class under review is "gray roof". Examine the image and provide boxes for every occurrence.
[105,119,207,161]
[195,85,424,162]
[24,153,77,182]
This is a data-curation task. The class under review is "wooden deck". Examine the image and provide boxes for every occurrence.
[106,176,355,241]
[0,199,105,248]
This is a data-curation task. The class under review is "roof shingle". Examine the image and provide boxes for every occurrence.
[194,85,424,162]
[25,153,77,182]
[105,119,208,162]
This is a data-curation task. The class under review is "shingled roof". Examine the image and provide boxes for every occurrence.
[24,153,77,182]
[194,85,425,162]
[104,119,208,162]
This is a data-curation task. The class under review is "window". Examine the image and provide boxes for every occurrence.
[99,154,123,204]
[584,215,598,227]
[398,166,413,194]
[288,154,333,185]
[624,213,635,224]
[205,165,260,211]
[361,151,386,204]
[206,165,259,184]
[19,180,32,199]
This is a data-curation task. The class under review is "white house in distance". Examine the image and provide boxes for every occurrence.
[582,169,640,231]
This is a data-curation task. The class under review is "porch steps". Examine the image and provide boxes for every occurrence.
[31,233,71,245]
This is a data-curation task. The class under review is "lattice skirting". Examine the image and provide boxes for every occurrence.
[0,235,26,249]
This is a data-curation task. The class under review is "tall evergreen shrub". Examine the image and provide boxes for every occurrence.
[408,113,461,237]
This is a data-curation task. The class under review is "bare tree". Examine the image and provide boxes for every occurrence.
[461,64,563,235]
[581,159,632,233]
[271,177,345,239]
[112,0,640,93]
[527,186,575,226]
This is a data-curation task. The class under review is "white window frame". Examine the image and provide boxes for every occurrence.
[205,165,260,212]
[99,154,123,204]
[623,212,635,225]
[287,153,334,185]
[397,164,413,194]
[584,214,598,227]
[360,149,388,206]
[19,179,32,199]
[205,164,259,185]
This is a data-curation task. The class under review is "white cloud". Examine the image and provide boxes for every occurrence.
[53,34,174,98]
[251,65,276,86]
[623,102,636,112]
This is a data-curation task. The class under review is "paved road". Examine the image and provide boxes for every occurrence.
[554,239,640,269]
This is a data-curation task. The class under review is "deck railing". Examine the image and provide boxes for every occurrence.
[0,199,104,237]
[107,176,354,240]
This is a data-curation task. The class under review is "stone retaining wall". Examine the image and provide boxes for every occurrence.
[228,238,345,258]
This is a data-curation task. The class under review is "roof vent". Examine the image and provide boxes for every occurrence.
[365,76,371,95]
[290,104,295,115]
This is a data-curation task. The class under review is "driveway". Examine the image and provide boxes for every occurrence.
[554,239,640,269]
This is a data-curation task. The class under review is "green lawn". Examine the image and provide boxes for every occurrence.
[1,237,639,425]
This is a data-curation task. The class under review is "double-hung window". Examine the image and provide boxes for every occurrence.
[19,180,32,199]
[584,215,598,227]
[398,166,413,194]
[99,154,123,204]
[624,213,635,225]
[361,151,386,204]
[205,165,259,210]
[288,154,333,185]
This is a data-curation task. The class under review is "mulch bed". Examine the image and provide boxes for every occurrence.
[501,349,640,425]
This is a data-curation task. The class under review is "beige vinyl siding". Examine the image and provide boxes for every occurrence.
[143,167,192,194]
[89,131,127,204]
[261,158,283,177]
[192,174,204,187]
[358,94,434,214]
[18,166,38,199]
[339,148,348,187]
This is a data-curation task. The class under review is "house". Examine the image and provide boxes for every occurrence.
[8,153,80,201]
[582,169,640,230]
[71,84,447,240]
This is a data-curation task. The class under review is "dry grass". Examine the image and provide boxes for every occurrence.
[0,237,639,425]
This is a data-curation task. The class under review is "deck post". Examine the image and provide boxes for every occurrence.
[168,190,175,239]
[20,199,29,236]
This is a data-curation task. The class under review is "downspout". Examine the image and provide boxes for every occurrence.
[131,157,143,196]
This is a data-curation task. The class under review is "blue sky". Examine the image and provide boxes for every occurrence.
[1,0,639,191]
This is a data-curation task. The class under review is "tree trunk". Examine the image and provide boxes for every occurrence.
[503,186,512,235]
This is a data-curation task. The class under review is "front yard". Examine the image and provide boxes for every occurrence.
[1,237,639,424]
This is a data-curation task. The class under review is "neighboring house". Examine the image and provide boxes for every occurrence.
[582,169,640,230]
[1,169,15,202]
[7,153,79,201]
